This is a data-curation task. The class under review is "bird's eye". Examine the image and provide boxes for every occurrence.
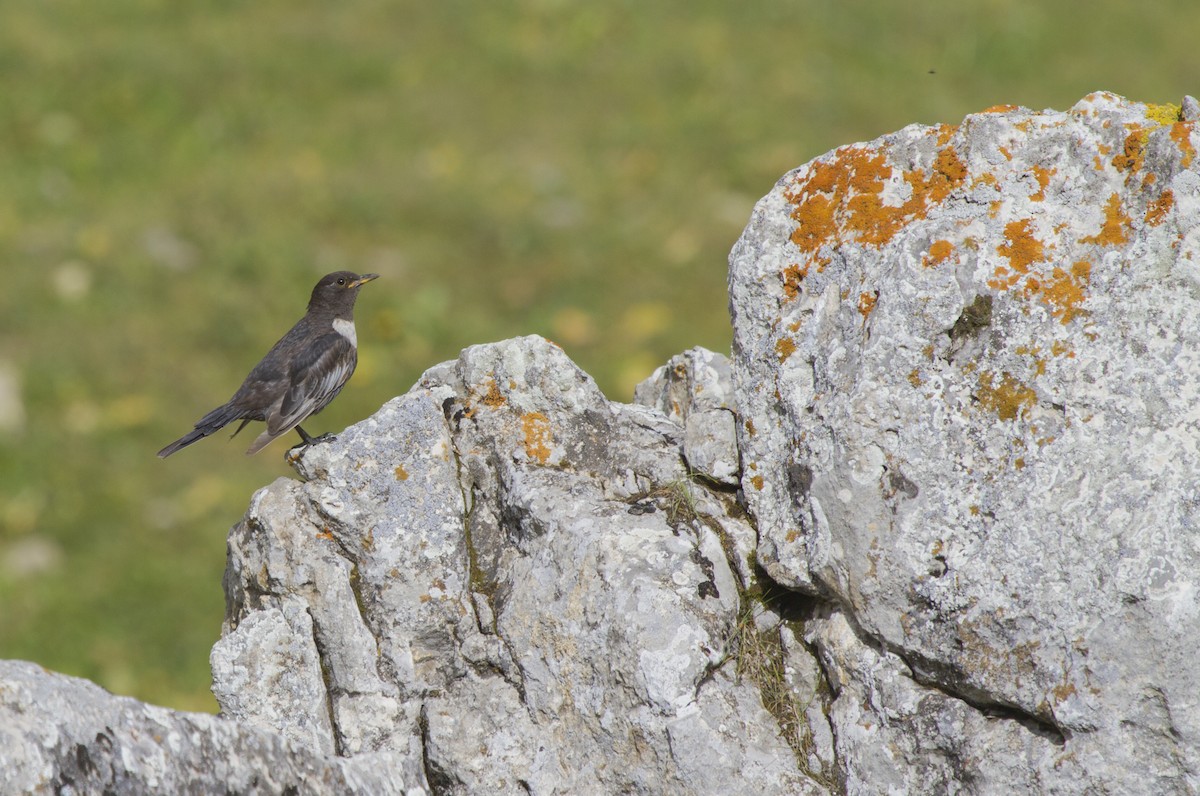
[336,277,345,286]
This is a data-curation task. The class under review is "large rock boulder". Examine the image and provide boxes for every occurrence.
[210,335,823,794]
[730,91,1200,792]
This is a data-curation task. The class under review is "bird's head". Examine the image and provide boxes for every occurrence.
[308,271,379,315]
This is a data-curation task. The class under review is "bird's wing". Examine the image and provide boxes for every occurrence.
[244,332,357,454]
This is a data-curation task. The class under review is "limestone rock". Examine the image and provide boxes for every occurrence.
[806,609,1070,793]
[0,660,410,795]
[635,347,740,486]
[209,603,337,754]
[729,91,1200,792]
[633,348,758,587]
[214,335,820,795]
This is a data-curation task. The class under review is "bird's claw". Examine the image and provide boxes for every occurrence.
[286,433,338,463]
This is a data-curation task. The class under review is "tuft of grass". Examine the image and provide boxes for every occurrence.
[639,471,841,787]
[657,476,702,529]
[734,595,841,790]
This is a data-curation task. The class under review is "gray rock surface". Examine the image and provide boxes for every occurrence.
[730,91,1200,792]
[635,347,740,486]
[0,659,410,795]
[213,335,819,795]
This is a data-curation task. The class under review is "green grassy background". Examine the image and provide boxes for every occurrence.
[0,0,1193,712]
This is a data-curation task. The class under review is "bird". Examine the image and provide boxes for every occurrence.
[157,271,379,458]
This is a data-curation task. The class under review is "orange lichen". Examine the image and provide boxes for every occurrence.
[1145,189,1175,226]
[926,146,969,201]
[394,464,409,481]
[989,219,1047,290]
[751,475,765,490]
[786,154,866,253]
[998,146,1013,161]
[785,135,968,255]
[1000,219,1045,264]
[521,412,552,464]
[1081,193,1131,246]
[858,291,878,318]
[744,419,756,436]
[1029,165,1054,201]
[825,150,895,244]
[924,239,955,267]
[1015,344,1048,376]
[481,379,506,408]
[1000,250,1091,325]
[1170,122,1196,168]
[908,369,923,387]
[973,172,998,189]
[982,104,1020,114]
[1112,126,1149,173]
[977,371,1037,421]
[775,337,797,362]
[781,263,808,299]
[1037,261,1092,324]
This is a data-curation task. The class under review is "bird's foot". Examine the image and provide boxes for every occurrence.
[285,433,338,463]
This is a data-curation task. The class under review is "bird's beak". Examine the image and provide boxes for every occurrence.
[349,274,379,288]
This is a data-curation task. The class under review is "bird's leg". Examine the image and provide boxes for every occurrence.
[294,425,337,447]
[287,427,312,457]
[286,426,333,464]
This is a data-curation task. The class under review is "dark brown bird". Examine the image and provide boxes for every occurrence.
[157,271,379,458]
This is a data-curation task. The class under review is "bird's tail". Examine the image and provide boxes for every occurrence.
[156,402,243,458]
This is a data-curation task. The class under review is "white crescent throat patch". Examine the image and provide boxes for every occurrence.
[332,318,357,347]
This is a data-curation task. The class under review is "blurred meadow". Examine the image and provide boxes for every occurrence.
[0,0,1194,711]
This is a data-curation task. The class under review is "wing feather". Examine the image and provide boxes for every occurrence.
[245,332,357,454]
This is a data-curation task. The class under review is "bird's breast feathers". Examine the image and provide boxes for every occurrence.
[332,318,357,348]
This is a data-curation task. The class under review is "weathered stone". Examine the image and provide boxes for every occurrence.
[215,335,819,795]
[633,348,757,587]
[1182,95,1200,122]
[779,622,837,778]
[210,603,336,754]
[729,91,1200,792]
[0,660,411,795]
[635,347,740,486]
[805,610,1073,793]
